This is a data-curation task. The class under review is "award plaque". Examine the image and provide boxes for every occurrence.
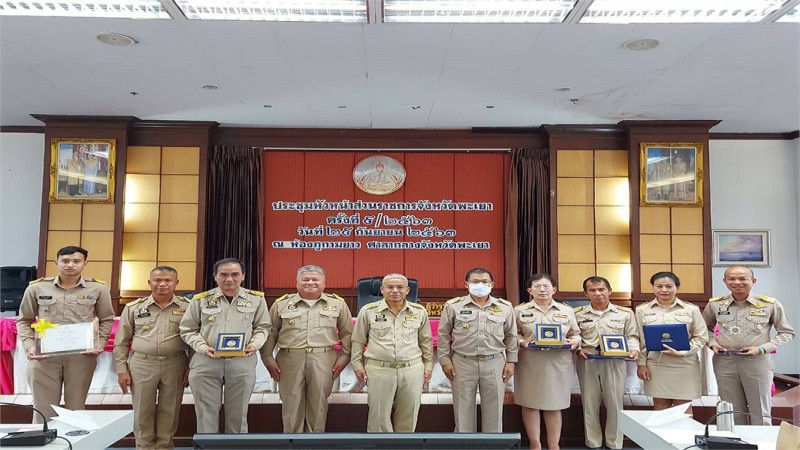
[36,321,99,355]
[215,332,246,357]
[599,334,630,357]
[528,324,571,349]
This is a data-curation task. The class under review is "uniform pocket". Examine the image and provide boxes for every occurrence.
[454,312,477,334]
[36,298,57,317]
[402,320,422,342]
[318,309,339,328]
[236,305,257,322]
[370,320,392,338]
[745,315,769,335]
[76,296,96,317]
[280,310,303,328]
[485,313,505,335]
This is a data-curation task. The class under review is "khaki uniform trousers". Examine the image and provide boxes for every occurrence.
[451,352,506,432]
[27,354,97,422]
[275,349,337,433]
[576,357,627,449]
[365,359,424,432]
[188,353,256,433]
[129,352,188,449]
[713,353,773,425]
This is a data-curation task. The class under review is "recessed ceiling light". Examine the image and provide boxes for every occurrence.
[622,38,660,50]
[486,105,495,109]
[554,87,572,92]
[338,105,347,109]
[263,104,272,108]
[96,33,138,46]
[201,84,218,90]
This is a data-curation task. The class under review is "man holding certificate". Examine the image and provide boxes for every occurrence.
[574,276,640,450]
[702,266,795,425]
[179,258,271,433]
[17,245,115,422]
[114,266,190,449]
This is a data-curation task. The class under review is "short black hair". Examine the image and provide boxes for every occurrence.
[583,276,611,292]
[56,246,88,259]
[526,273,556,288]
[650,271,681,288]
[465,268,493,282]
[151,266,178,276]
[213,258,245,275]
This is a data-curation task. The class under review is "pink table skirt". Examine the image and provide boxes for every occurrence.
[0,317,119,394]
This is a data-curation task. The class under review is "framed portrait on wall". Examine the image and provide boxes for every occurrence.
[640,142,703,207]
[49,138,116,203]
[713,230,771,267]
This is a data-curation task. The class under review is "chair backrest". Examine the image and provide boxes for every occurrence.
[356,276,419,312]
[1,266,37,312]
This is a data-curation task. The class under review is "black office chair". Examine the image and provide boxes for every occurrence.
[356,277,419,312]
[1,266,37,313]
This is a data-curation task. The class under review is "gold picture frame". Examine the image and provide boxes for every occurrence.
[533,323,564,347]
[49,138,116,203]
[599,334,630,357]
[640,142,703,207]
[215,332,246,357]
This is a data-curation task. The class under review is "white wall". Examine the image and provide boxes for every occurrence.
[0,132,44,267]
[710,140,800,375]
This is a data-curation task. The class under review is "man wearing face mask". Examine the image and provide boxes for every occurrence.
[437,268,517,432]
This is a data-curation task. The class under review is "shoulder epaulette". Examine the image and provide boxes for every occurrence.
[408,301,426,310]
[330,293,346,302]
[616,305,632,312]
[87,278,106,284]
[446,297,462,304]
[193,290,212,300]
[275,294,290,302]
[247,289,265,297]
[365,301,381,310]
[176,296,192,303]
[756,295,776,304]
[496,298,512,306]
[573,306,585,313]
[126,297,148,307]
[708,296,725,302]
[29,277,45,284]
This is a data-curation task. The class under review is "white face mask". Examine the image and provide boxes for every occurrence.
[468,283,492,297]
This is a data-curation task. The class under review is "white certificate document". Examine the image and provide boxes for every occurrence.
[39,322,97,354]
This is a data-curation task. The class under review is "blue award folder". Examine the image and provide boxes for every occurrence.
[643,323,690,352]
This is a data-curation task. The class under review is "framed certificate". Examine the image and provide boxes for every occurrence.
[599,334,630,357]
[215,332,246,357]
[36,321,98,355]
[528,324,571,349]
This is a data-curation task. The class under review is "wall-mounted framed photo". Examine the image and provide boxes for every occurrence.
[640,142,703,207]
[713,230,771,267]
[49,138,116,203]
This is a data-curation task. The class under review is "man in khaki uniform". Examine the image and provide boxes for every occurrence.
[702,266,795,425]
[114,266,190,449]
[574,276,640,450]
[351,273,433,432]
[179,258,271,433]
[261,265,353,433]
[438,267,517,432]
[17,245,114,422]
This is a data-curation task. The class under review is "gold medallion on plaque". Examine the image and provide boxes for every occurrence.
[353,156,406,195]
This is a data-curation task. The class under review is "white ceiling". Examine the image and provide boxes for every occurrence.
[0,16,798,132]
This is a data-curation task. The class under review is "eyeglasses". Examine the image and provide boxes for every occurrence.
[531,284,553,290]
[383,285,408,291]
[467,280,493,285]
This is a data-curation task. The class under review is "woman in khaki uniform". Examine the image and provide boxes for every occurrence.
[514,274,580,450]
[636,272,709,411]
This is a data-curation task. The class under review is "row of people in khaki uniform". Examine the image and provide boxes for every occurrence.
[17,246,794,450]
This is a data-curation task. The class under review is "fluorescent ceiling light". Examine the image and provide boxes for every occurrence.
[174,0,367,22]
[776,5,799,21]
[581,0,786,23]
[0,0,169,18]
[383,0,578,23]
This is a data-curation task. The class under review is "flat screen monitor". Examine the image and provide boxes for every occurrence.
[193,432,521,449]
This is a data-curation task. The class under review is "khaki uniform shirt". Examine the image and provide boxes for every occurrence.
[351,299,433,372]
[113,295,191,374]
[702,294,795,352]
[635,298,709,365]
[438,295,518,366]
[179,287,271,354]
[575,303,640,353]
[17,276,115,352]
[514,300,580,344]
[262,292,353,367]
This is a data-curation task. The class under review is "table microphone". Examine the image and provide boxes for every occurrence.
[694,409,799,450]
[0,402,57,447]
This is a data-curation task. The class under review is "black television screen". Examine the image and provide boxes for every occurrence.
[193,432,521,449]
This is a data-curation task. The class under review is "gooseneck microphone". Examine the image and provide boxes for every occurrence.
[693,409,799,449]
[0,402,57,447]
